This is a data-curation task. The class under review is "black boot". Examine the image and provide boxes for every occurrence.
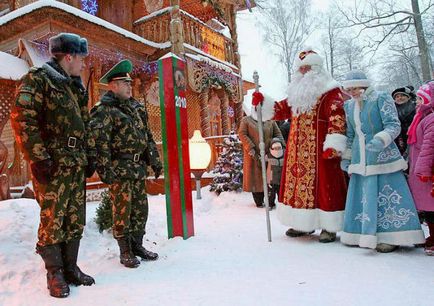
[116,237,140,268]
[36,244,70,298]
[62,239,95,286]
[131,234,159,261]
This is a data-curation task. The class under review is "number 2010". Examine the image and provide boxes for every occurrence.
[175,96,187,108]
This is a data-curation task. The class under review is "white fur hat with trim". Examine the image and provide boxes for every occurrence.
[342,70,370,89]
[242,90,276,122]
[293,47,324,71]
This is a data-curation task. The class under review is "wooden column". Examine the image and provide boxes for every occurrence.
[234,100,244,131]
[169,1,185,56]
[228,6,241,69]
[199,88,211,137]
[217,90,230,135]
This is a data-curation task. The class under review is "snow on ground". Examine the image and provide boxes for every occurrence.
[0,189,433,306]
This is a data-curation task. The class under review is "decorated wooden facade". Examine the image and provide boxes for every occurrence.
[0,0,254,196]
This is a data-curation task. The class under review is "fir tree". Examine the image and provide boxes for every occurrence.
[209,133,243,195]
[94,190,112,233]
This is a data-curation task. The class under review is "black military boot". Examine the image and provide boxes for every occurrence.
[116,237,140,268]
[62,239,95,286]
[36,244,70,298]
[131,234,159,261]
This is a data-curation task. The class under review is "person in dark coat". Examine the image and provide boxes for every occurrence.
[266,137,286,209]
[276,120,290,143]
[392,86,416,159]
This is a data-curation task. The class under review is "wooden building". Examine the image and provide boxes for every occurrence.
[0,0,254,195]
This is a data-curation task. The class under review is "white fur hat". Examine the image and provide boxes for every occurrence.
[342,70,370,89]
[293,48,324,71]
[242,90,275,122]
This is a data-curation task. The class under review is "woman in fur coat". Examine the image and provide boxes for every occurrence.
[340,70,424,253]
[238,92,284,208]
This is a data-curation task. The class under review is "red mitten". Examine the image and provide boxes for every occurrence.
[431,184,434,197]
[418,175,430,183]
[252,92,264,108]
[273,99,291,120]
[322,148,339,159]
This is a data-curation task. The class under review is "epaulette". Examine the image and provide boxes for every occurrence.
[97,100,118,107]
[129,99,143,109]
[29,66,43,73]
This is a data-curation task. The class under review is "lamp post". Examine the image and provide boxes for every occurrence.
[189,130,212,199]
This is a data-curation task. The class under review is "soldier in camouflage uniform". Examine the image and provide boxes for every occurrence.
[11,33,96,298]
[90,60,162,268]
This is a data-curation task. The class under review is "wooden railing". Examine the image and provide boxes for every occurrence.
[133,9,236,66]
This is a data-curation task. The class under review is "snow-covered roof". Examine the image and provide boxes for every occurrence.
[0,0,170,49]
[18,39,50,68]
[133,7,172,24]
[0,51,29,80]
[184,44,238,71]
[185,53,236,75]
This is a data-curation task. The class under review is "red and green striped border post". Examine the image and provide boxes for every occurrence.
[158,53,194,239]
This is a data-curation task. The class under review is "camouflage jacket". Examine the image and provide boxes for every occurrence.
[11,60,96,167]
[89,91,161,184]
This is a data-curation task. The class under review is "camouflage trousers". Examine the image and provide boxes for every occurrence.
[33,166,86,247]
[109,179,148,239]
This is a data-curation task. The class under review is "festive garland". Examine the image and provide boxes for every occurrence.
[187,57,240,100]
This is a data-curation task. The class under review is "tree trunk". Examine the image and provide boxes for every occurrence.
[328,17,335,77]
[412,0,433,81]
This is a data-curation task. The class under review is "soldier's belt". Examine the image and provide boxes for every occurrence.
[113,153,142,162]
[65,136,83,149]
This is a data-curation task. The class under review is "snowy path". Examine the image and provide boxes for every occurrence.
[0,190,433,306]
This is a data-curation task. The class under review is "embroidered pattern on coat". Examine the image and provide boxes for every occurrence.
[355,186,371,224]
[377,185,415,229]
[380,99,396,116]
[377,148,401,163]
[282,108,317,208]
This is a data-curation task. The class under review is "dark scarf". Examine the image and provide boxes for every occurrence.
[395,100,416,122]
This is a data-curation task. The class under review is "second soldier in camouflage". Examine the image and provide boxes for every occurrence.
[90,59,162,268]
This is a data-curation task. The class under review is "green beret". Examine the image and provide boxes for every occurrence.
[99,59,133,84]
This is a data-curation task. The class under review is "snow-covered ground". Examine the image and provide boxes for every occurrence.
[1,189,433,306]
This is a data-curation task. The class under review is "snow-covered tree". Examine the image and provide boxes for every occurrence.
[256,0,314,82]
[209,133,243,195]
[336,0,433,81]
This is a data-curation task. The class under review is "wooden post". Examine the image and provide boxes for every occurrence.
[199,88,211,137]
[217,90,230,135]
[158,53,194,239]
[169,1,185,56]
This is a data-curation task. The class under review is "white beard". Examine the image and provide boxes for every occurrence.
[287,68,339,116]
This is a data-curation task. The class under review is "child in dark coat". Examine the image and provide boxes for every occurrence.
[266,138,286,209]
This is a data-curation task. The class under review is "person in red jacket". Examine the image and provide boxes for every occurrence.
[274,48,347,243]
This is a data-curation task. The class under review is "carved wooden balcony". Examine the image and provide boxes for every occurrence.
[133,8,236,67]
